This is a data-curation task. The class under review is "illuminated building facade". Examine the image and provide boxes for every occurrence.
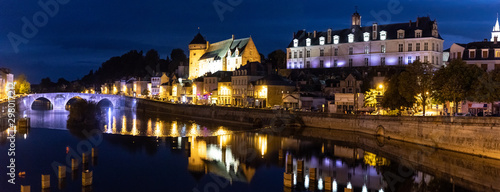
[254,74,295,108]
[287,12,444,69]
[188,33,261,79]
[231,62,267,107]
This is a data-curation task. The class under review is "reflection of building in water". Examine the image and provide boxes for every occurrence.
[286,144,387,192]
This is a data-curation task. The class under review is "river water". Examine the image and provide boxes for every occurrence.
[0,108,498,192]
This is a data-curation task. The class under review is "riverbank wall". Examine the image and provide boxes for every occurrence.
[140,98,500,159]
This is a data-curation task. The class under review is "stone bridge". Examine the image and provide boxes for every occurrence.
[19,93,130,110]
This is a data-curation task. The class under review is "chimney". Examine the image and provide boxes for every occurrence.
[293,32,296,38]
[409,20,412,27]
[416,18,419,27]
[313,30,317,38]
[206,41,209,49]
[495,37,498,44]
[484,39,488,42]
[232,34,235,40]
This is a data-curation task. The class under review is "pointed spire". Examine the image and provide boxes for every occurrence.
[494,13,500,32]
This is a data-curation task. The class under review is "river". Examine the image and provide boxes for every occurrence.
[0,108,498,192]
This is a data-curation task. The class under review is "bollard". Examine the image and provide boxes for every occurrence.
[345,188,353,192]
[324,177,332,191]
[283,172,293,188]
[82,170,93,186]
[20,185,30,192]
[91,148,97,158]
[309,168,317,181]
[297,160,304,172]
[58,166,66,178]
[41,174,50,189]
[82,153,89,163]
[286,154,293,173]
[71,158,78,170]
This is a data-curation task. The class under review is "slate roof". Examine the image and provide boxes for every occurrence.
[200,37,251,60]
[189,33,207,45]
[288,16,442,48]
[458,41,500,60]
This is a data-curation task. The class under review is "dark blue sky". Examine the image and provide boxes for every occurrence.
[1,0,499,83]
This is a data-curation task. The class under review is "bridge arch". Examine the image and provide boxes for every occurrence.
[96,98,114,108]
[30,96,54,110]
[65,96,85,110]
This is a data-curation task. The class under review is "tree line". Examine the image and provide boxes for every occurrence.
[380,59,500,115]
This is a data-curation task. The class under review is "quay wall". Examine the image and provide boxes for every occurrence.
[138,98,500,159]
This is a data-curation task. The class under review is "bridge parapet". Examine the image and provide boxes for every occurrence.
[20,93,125,110]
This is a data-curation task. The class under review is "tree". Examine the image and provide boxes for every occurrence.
[472,69,500,114]
[14,74,30,94]
[168,49,188,74]
[363,89,380,108]
[398,61,433,116]
[142,89,150,96]
[382,73,414,111]
[40,77,55,93]
[431,59,484,114]
[267,49,286,70]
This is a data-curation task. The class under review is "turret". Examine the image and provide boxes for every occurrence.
[189,32,207,50]
[351,10,361,26]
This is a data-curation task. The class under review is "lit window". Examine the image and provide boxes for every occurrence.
[306,38,311,46]
[363,32,370,42]
[381,45,386,53]
[469,50,476,58]
[333,35,339,44]
[319,37,325,45]
[483,50,488,58]
[348,34,354,43]
[408,56,412,64]
[380,31,387,40]
[397,30,405,39]
[496,50,500,58]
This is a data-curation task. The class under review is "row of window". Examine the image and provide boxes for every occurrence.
[468,50,500,58]
[294,29,430,47]
[289,43,439,59]
[289,55,440,68]
[232,79,247,85]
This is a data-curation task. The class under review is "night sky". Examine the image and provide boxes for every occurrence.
[1,0,499,83]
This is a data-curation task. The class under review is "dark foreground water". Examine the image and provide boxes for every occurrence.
[0,109,499,192]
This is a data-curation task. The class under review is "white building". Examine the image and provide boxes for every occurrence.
[491,14,500,42]
[287,11,444,69]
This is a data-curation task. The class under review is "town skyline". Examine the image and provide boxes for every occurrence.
[1,0,500,82]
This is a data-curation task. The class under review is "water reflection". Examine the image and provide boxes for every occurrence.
[2,109,499,192]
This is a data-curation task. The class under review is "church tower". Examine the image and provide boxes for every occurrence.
[189,32,207,79]
[491,13,500,42]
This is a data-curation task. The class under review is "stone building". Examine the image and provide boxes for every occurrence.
[287,11,444,69]
[188,33,261,79]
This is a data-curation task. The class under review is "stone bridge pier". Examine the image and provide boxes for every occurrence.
[19,93,128,111]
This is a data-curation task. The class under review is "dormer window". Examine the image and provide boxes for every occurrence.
[363,32,370,42]
[397,29,405,39]
[293,39,298,47]
[348,34,354,43]
[415,29,422,38]
[333,35,339,44]
[228,50,231,57]
[306,38,311,46]
[235,48,239,56]
[319,37,325,45]
[380,31,387,40]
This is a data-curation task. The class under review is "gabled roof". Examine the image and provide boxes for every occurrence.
[200,37,251,60]
[288,16,441,47]
[189,33,207,45]
[255,74,294,86]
